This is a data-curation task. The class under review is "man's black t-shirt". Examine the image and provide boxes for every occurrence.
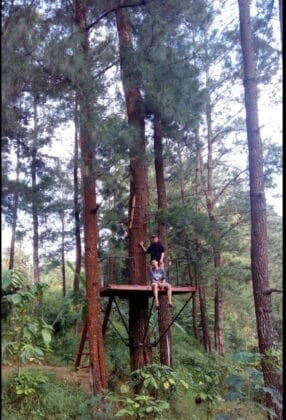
[146,242,165,262]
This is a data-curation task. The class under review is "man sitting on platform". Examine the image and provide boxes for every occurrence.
[149,259,173,309]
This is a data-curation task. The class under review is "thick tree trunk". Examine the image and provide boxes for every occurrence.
[32,96,40,285]
[73,97,81,294]
[153,114,172,367]
[238,1,282,417]
[60,212,66,297]
[9,139,20,270]
[75,0,108,392]
[116,8,152,373]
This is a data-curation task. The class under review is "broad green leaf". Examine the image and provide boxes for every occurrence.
[120,384,129,394]
[23,328,32,340]
[199,392,207,401]
[115,408,133,417]
[7,293,22,304]
[42,329,52,346]
[2,270,12,290]
[179,379,189,389]
[163,381,170,390]
[34,347,44,357]
[27,323,38,334]
[225,374,244,388]
[225,391,242,401]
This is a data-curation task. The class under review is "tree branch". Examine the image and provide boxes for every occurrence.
[220,216,249,239]
[214,168,248,204]
[263,288,283,295]
[86,0,148,32]
[94,59,120,78]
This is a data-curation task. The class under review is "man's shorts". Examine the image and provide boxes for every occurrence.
[151,281,171,289]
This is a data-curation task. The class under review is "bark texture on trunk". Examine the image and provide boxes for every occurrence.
[153,115,172,367]
[32,96,40,285]
[238,1,282,417]
[116,7,152,373]
[75,0,108,392]
[73,98,81,294]
[9,139,20,270]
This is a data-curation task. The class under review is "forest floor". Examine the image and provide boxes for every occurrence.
[2,364,91,394]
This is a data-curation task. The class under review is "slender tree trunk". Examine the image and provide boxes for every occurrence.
[32,95,40,285]
[187,263,199,340]
[177,141,199,339]
[195,133,211,352]
[238,1,282,417]
[153,114,172,367]
[75,0,107,392]
[177,142,186,206]
[60,211,66,297]
[9,139,20,270]
[73,97,81,294]
[199,285,212,352]
[205,81,224,355]
[116,8,152,373]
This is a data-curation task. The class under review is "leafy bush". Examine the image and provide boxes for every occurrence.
[3,369,88,420]
[223,350,282,418]
[2,269,54,370]
[4,370,48,402]
[130,363,189,400]
[115,394,169,418]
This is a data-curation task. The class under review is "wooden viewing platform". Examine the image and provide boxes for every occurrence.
[100,284,197,298]
[76,283,197,368]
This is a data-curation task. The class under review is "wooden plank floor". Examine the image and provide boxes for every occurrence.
[100,283,196,298]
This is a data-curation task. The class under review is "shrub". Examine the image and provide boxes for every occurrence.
[2,270,54,371]
[2,369,88,419]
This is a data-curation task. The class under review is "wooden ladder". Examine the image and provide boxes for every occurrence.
[75,296,114,369]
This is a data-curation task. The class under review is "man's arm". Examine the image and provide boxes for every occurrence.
[158,243,165,265]
[139,241,147,253]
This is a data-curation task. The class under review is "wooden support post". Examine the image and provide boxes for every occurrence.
[129,195,136,230]
[75,317,88,368]
[102,296,114,338]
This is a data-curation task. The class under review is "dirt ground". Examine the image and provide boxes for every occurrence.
[2,364,91,394]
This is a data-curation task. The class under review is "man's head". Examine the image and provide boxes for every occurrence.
[151,259,159,269]
[151,234,159,243]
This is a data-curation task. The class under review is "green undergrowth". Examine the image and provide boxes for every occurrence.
[2,368,88,420]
